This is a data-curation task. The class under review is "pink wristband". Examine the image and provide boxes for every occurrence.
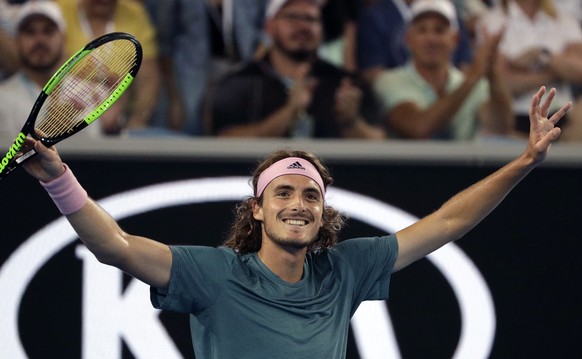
[40,164,88,215]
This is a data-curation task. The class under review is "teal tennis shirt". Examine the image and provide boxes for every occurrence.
[151,234,398,358]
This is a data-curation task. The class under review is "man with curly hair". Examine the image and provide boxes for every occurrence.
[23,86,569,357]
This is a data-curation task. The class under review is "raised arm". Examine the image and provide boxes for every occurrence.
[0,26,18,76]
[23,142,172,289]
[393,86,571,271]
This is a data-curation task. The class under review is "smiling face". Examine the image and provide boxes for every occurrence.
[266,0,322,62]
[406,13,458,69]
[17,16,64,73]
[253,174,324,252]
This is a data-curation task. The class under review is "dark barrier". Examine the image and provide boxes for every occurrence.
[1,138,581,358]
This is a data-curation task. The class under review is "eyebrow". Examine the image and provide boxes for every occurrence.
[272,183,321,195]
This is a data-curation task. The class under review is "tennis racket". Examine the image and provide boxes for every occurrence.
[0,32,142,180]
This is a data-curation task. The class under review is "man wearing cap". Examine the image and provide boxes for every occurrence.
[205,0,385,139]
[0,1,103,139]
[373,0,515,140]
[356,0,474,84]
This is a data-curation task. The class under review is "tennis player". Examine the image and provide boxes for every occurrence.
[23,86,569,357]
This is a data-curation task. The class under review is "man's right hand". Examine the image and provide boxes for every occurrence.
[22,139,65,183]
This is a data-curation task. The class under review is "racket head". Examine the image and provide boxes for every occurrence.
[0,32,141,180]
[30,32,142,146]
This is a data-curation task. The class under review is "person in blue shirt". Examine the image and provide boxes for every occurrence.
[147,0,268,135]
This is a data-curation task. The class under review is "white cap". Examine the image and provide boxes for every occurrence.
[410,0,458,31]
[15,1,66,33]
[265,0,323,20]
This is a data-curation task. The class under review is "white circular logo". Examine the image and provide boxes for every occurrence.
[0,177,495,358]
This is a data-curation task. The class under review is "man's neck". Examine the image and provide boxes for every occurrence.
[22,68,53,88]
[257,241,307,283]
[269,49,314,79]
[80,3,114,37]
[515,0,539,18]
[413,61,449,95]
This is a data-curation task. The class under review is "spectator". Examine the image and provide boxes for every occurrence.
[0,26,18,80]
[0,0,20,80]
[373,0,514,140]
[356,0,474,84]
[0,1,103,139]
[318,0,359,71]
[56,0,161,135]
[148,0,268,135]
[452,0,491,40]
[478,0,582,141]
[205,0,386,139]
[488,0,582,23]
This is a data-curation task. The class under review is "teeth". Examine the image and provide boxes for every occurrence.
[285,219,306,226]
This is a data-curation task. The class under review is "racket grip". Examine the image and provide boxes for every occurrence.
[40,164,88,215]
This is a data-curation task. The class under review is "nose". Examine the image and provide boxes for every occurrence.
[290,193,306,212]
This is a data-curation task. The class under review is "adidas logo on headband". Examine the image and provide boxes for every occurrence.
[256,157,325,197]
[287,161,306,170]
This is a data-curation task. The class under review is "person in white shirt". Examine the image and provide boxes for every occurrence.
[478,0,582,141]
[0,1,106,140]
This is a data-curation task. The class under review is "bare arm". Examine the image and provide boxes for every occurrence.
[159,55,186,131]
[23,142,172,289]
[124,59,162,129]
[0,26,18,76]
[389,28,506,139]
[341,21,357,73]
[545,44,582,83]
[361,66,384,85]
[337,116,386,139]
[499,52,556,97]
[387,74,482,139]
[393,87,571,271]
[217,75,316,137]
[334,78,386,139]
[478,37,514,136]
[217,102,298,137]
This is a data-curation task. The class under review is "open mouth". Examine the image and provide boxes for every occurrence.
[284,219,307,226]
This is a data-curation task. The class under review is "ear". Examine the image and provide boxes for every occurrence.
[452,30,460,46]
[265,18,276,38]
[252,199,264,221]
[404,28,413,48]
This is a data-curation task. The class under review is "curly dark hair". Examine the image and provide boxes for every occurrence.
[223,149,346,254]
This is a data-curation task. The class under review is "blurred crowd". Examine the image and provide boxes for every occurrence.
[1,0,582,141]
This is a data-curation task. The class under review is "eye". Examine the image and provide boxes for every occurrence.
[276,190,290,197]
[305,192,320,202]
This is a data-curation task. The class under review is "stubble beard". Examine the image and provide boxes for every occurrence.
[22,47,62,73]
[263,223,317,251]
[273,37,316,63]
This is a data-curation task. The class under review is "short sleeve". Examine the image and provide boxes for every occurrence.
[333,234,399,304]
[374,68,427,113]
[150,246,235,314]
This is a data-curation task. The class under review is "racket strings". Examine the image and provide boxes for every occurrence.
[35,39,138,139]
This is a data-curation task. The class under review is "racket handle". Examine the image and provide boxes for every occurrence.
[15,149,37,164]
[40,164,88,215]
